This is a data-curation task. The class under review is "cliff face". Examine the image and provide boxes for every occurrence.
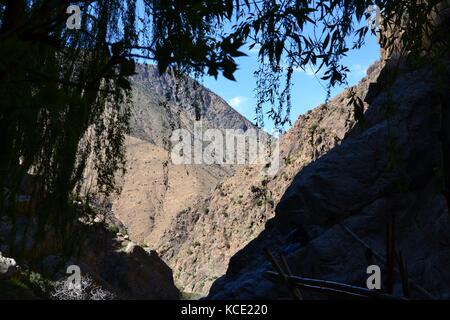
[155,62,384,295]
[111,64,260,246]
[129,64,255,148]
[207,59,450,299]
[1,63,262,300]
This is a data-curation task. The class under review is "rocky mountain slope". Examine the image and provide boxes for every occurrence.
[207,59,450,299]
[111,64,260,246]
[1,63,262,300]
[154,61,384,295]
[0,211,180,299]
[129,64,255,147]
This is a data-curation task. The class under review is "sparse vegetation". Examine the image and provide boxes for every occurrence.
[284,156,293,166]
[251,180,275,209]
[51,275,115,300]
[106,224,120,235]
[309,123,320,134]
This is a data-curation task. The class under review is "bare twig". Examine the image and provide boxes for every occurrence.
[264,271,403,300]
[341,224,435,299]
[395,251,411,299]
[279,253,304,300]
[264,272,368,299]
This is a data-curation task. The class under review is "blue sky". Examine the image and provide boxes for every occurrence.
[132,1,381,132]
[202,33,381,132]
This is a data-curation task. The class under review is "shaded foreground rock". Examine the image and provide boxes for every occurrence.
[208,61,450,299]
[0,214,180,300]
[73,228,180,300]
[35,223,181,300]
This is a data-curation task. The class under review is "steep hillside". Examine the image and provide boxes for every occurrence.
[111,64,260,246]
[207,60,450,299]
[129,64,255,147]
[155,62,384,295]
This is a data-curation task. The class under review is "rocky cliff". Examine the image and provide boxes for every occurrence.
[129,64,255,148]
[0,62,266,300]
[155,61,384,295]
[111,64,261,246]
[207,58,450,299]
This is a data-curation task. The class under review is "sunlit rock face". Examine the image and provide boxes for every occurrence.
[379,1,450,61]
[155,59,384,296]
[110,64,263,256]
[207,57,450,299]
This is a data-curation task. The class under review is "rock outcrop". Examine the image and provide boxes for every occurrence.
[130,64,255,148]
[207,60,450,299]
[155,61,384,295]
[110,64,261,246]
[74,227,180,300]
[0,213,180,299]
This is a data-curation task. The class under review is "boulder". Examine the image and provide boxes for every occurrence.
[76,230,180,300]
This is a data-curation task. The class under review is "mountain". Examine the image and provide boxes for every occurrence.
[129,64,255,148]
[111,64,262,247]
[1,63,263,299]
[153,61,384,295]
[205,12,450,299]
[206,58,450,299]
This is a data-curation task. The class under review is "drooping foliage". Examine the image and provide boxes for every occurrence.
[0,0,138,256]
[149,0,448,129]
[0,0,447,258]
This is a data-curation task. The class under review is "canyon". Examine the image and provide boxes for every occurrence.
[108,59,384,296]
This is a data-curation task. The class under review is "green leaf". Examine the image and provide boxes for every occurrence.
[223,70,236,81]
[275,40,284,64]
[323,34,330,50]
[230,50,247,57]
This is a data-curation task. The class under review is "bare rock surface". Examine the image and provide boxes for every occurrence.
[207,61,450,299]
[75,228,180,300]
[156,62,383,295]
[110,64,260,247]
